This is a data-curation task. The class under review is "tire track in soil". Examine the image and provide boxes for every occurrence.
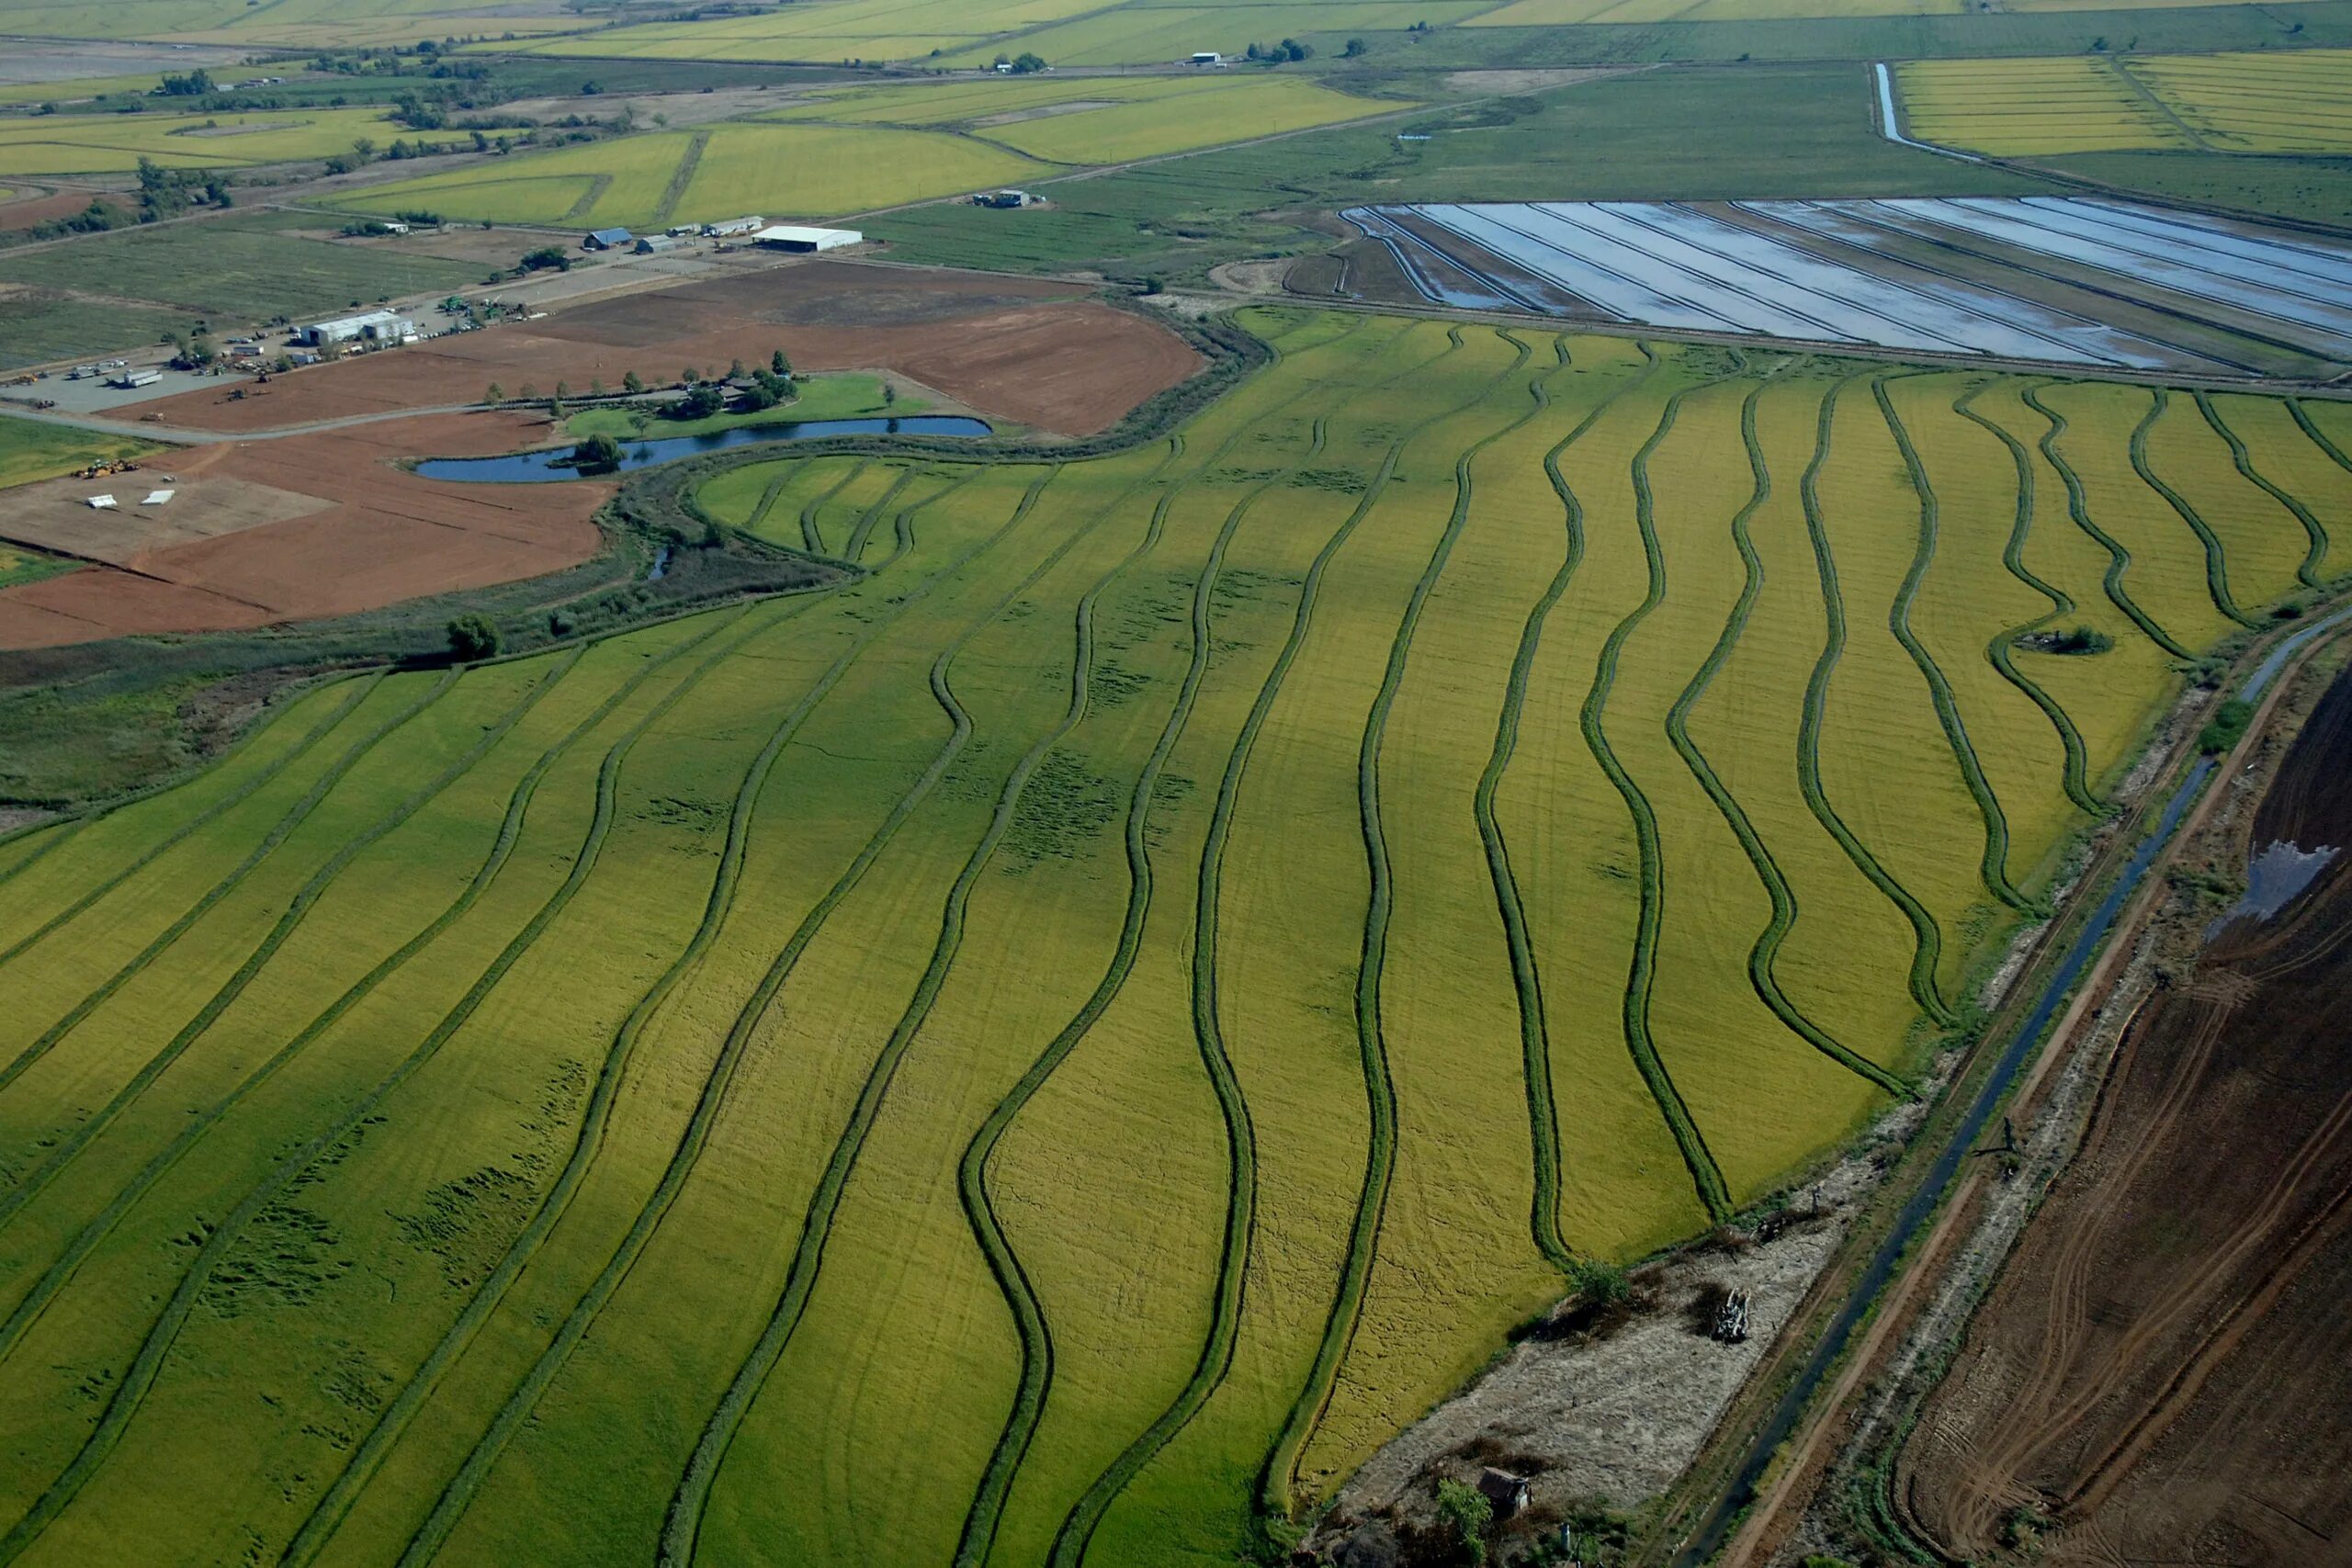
[1574,362,1738,1227]
[291,464,1076,1568]
[795,459,867,557]
[1476,344,1659,1272]
[2127,389,2257,628]
[1953,384,2106,818]
[0,650,584,1244]
[2196,389,2332,592]
[0,603,769,1563]
[1797,375,1958,1027]
[2018,382,2194,660]
[1256,328,1578,1524]
[842,465,922,563]
[0,674,381,974]
[658,362,1303,1568]
[0,671,456,1110]
[1873,373,2042,915]
[1668,377,1914,1100]
[0,625,741,1379]
[1046,327,1507,1564]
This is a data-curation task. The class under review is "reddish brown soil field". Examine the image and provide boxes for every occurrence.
[0,191,97,233]
[140,260,1200,437]
[1898,670,2352,1566]
[0,410,604,649]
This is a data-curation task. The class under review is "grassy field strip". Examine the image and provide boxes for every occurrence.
[1072,325,1528,1567]
[972,321,1474,1568]
[653,130,712,231]
[842,466,927,563]
[1258,327,1567,1512]
[0,629,729,1403]
[1669,378,1915,1098]
[797,462,868,554]
[1571,364,1738,1224]
[1949,382,2103,817]
[0,677,379,970]
[0,653,577,1250]
[1792,377,1956,1025]
[658,414,1270,1568]
[0,604,775,1560]
[948,323,1413,1568]
[273,463,1081,1566]
[2193,391,2334,592]
[0,671,457,1111]
[2134,390,2268,634]
[658,321,1392,1568]
[1874,374,2043,913]
[1476,348,1663,1268]
[2018,383,2195,660]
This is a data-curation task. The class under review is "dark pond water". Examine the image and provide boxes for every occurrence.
[413,415,992,483]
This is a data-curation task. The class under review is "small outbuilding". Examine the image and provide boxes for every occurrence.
[1190,51,1222,64]
[635,233,684,254]
[295,309,417,347]
[582,226,633,250]
[700,215,765,238]
[1476,1467,1530,1519]
[973,188,1035,209]
[751,224,863,253]
[107,367,163,389]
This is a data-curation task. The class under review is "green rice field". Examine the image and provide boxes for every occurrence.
[1900,48,2352,155]
[0,307,2347,1565]
[0,107,467,178]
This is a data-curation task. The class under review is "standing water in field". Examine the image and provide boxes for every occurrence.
[414,415,993,483]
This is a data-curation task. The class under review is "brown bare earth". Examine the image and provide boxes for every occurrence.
[1898,668,2352,1566]
[0,410,605,649]
[0,190,99,233]
[139,260,1201,437]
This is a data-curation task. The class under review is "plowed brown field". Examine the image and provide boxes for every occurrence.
[140,261,1200,437]
[0,411,604,649]
[1899,667,2352,1567]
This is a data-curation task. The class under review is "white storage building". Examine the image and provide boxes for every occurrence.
[751,224,863,253]
[296,309,419,347]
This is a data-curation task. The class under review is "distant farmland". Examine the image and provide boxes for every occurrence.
[1898,49,2352,156]
[1,307,2349,1566]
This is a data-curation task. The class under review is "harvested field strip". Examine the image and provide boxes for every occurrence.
[0,671,455,1105]
[2195,391,2331,591]
[1669,381,1912,1097]
[0,653,576,1242]
[654,131,711,231]
[1874,374,2041,913]
[1796,378,1955,1026]
[2020,384,2194,660]
[800,461,867,555]
[283,468,1066,1566]
[1576,367,1736,1224]
[0,627,723,1381]
[0,674,379,972]
[1475,348,1657,1268]
[1952,384,2104,816]
[0,605,765,1562]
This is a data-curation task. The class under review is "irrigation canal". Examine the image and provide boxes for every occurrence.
[415,414,992,482]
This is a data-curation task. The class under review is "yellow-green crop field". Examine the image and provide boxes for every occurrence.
[1,308,2347,1566]
[0,0,586,45]
[1471,0,2330,21]
[348,122,1043,230]
[502,0,1104,63]
[771,74,1402,164]
[0,107,465,177]
[1899,50,2352,156]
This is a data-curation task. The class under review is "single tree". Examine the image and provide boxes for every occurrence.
[623,369,645,394]
[770,347,791,376]
[484,381,505,405]
[447,612,500,661]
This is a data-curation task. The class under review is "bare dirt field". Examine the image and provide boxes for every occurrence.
[139,260,1202,437]
[1898,668,2352,1566]
[0,190,98,233]
[0,410,605,649]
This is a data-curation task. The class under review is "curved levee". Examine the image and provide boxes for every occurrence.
[2127,389,2257,626]
[1668,379,1914,1100]
[2198,390,2329,592]
[1872,373,2041,915]
[2018,382,2193,660]
[1796,377,1957,1027]
[1951,384,2105,818]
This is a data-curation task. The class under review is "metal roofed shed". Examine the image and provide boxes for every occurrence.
[142,489,175,506]
[751,224,863,253]
[700,215,764,238]
[582,226,633,250]
[636,233,684,254]
[107,367,163,389]
[296,309,417,347]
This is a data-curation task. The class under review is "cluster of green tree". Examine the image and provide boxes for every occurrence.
[667,352,797,419]
[157,69,215,96]
[134,157,232,220]
[989,51,1049,72]
[21,197,135,243]
[1244,37,1314,61]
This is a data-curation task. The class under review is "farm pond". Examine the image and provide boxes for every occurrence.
[415,414,993,482]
